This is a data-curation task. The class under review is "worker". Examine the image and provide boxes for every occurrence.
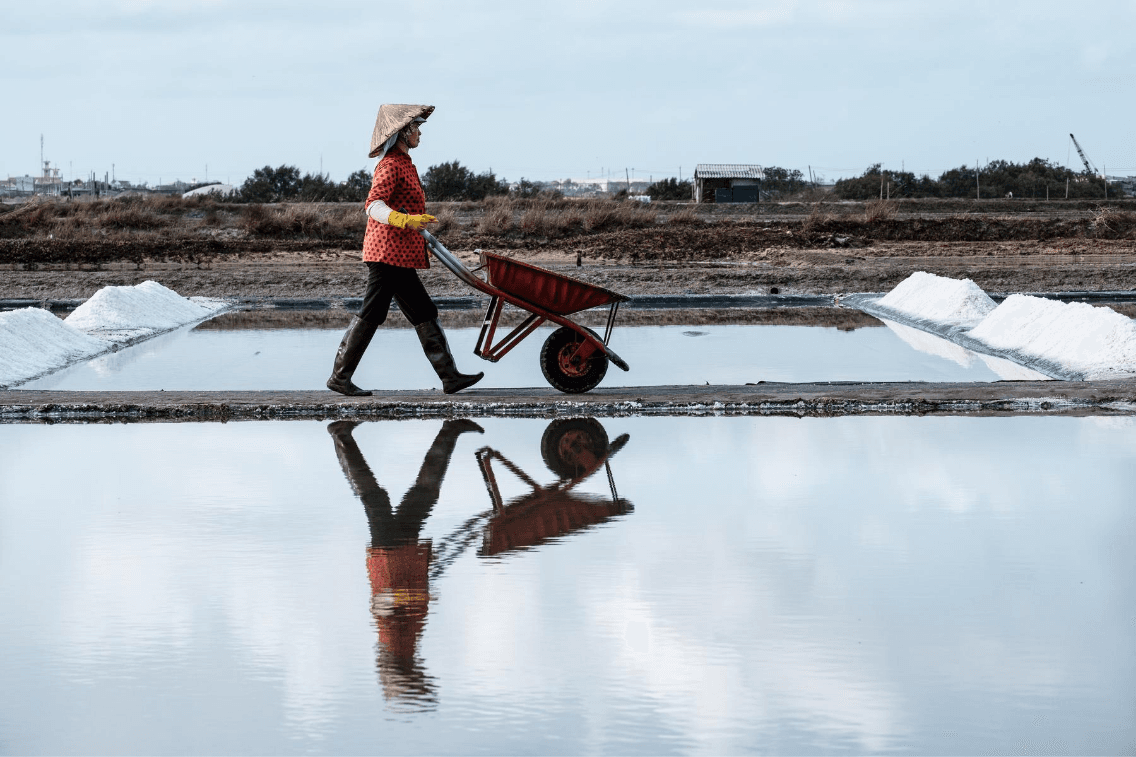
[327,103,483,396]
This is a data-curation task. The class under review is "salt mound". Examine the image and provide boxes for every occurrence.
[968,295,1136,379]
[66,280,213,336]
[877,272,996,327]
[0,308,107,387]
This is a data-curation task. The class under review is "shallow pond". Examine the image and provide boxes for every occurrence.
[18,320,1041,391]
[0,415,1132,754]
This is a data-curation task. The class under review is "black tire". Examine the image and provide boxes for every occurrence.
[540,418,609,479]
[539,326,609,394]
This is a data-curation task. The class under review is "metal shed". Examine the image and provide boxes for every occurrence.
[693,164,765,203]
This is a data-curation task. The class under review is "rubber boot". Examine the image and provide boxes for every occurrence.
[327,316,378,396]
[415,319,484,394]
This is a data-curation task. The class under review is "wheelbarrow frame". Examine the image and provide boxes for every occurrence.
[421,230,630,373]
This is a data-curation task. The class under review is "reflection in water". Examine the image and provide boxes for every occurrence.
[329,419,483,708]
[476,418,633,557]
[880,317,1050,380]
[328,417,633,710]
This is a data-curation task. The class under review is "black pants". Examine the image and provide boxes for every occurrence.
[359,262,439,327]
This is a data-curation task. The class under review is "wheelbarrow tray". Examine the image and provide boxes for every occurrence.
[420,230,631,379]
[482,253,627,316]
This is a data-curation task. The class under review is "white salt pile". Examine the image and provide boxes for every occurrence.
[1,280,229,387]
[65,280,223,342]
[0,308,107,388]
[876,271,996,328]
[968,294,1136,379]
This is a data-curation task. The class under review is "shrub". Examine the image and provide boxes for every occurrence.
[666,205,701,225]
[423,161,509,201]
[864,199,897,222]
[646,177,692,201]
[478,196,515,234]
[239,165,303,203]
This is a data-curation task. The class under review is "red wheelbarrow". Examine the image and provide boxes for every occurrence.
[422,230,630,393]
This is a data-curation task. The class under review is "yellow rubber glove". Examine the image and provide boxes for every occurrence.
[387,211,437,231]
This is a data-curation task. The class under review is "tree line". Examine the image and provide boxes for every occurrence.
[234,162,513,203]
[833,159,1120,199]
[236,162,701,203]
[234,159,1121,204]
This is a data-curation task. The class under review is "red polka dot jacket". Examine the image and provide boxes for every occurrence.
[362,151,429,267]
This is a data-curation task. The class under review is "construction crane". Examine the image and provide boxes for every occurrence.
[1069,133,1100,177]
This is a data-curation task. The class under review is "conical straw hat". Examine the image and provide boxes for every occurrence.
[369,104,435,158]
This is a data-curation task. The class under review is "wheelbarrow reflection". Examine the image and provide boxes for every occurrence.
[328,417,633,710]
[427,418,633,578]
[476,418,633,557]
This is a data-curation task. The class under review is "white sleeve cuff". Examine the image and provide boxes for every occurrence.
[366,199,393,224]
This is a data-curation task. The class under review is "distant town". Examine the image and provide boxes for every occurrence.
[0,159,665,201]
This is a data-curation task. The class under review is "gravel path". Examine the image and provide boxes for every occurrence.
[4,381,1135,422]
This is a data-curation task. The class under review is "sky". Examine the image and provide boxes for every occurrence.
[3,0,1134,187]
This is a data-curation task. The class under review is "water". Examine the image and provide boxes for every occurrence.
[18,321,1028,391]
[1,416,1132,754]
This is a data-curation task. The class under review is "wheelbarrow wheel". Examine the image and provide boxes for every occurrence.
[540,418,609,479]
[540,326,609,394]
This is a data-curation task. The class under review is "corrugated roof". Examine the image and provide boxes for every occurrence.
[694,164,765,179]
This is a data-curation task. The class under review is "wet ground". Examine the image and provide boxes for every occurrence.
[1,415,1132,754]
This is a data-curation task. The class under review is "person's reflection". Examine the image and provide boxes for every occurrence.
[327,418,483,707]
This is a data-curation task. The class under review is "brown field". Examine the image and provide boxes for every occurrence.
[2,195,1135,301]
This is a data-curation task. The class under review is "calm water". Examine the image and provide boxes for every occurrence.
[17,321,1040,391]
[0,416,1132,755]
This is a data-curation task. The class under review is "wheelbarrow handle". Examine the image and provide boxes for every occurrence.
[421,230,492,293]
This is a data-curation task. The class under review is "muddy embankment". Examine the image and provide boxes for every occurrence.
[2,199,1135,300]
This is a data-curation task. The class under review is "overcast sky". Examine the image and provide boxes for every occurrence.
[4,0,1133,187]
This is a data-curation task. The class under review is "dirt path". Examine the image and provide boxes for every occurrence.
[4,381,1135,422]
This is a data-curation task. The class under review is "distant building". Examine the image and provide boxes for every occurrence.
[513,177,654,197]
[693,164,764,203]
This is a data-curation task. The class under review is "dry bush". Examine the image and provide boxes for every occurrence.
[318,204,363,239]
[520,202,581,237]
[478,195,515,234]
[239,204,324,237]
[281,205,330,237]
[801,203,835,235]
[96,205,170,231]
[864,199,897,222]
[518,200,583,237]
[580,198,657,232]
[1090,205,1135,237]
[666,205,701,225]
[431,205,459,234]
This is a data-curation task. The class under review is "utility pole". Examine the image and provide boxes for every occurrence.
[976,159,980,200]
